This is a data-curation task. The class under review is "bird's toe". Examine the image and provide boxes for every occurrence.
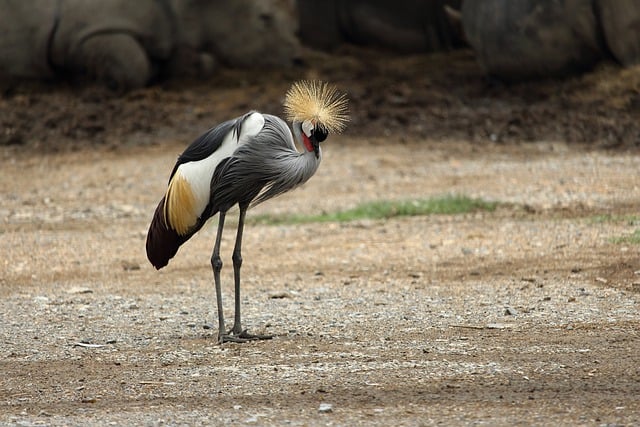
[237,329,273,341]
[217,333,252,344]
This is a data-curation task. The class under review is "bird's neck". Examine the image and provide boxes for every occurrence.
[291,146,321,188]
[287,121,321,185]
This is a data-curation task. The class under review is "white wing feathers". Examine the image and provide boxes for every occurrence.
[164,112,265,234]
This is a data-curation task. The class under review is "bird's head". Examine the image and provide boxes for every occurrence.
[284,81,349,158]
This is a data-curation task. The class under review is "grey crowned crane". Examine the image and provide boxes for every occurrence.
[146,81,349,343]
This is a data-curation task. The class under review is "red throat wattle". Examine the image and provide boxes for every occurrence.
[302,133,314,152]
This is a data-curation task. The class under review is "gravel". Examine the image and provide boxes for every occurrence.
[1,138,639,425]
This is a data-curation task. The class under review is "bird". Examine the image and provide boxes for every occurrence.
[145,80,349,344]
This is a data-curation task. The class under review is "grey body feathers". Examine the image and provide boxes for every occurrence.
[212,113,320,210]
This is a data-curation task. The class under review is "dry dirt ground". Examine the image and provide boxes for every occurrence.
[1,49,640,425]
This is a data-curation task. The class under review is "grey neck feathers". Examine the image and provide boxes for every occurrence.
[245,115,321,205]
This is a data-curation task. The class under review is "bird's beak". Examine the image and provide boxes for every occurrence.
[311,136,321,159]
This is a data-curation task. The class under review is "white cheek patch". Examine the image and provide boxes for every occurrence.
[302,120,314,137]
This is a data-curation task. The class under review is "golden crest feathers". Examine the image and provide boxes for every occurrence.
[283,80,349,133]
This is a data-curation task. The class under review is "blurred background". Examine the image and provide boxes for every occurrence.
[0,0,639,149]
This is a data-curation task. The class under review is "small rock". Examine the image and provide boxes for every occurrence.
[486,323,512,329]
[504,306,518,316]
[67,286,93,294]
[318,403,333,413]
[113,203,138,215]
[269,291,292,299]
[121,260,140,271]
[74,342,105,349]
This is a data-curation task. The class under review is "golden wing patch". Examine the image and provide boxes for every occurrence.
[163,173,198,236]
[283,80,349,133]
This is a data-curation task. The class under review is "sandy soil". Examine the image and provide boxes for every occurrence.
[1,49,639,425]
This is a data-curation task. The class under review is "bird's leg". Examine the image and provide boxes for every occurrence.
[211,212,249,344]
[229,207,245,336]
[211,212,228,343]
[230,205,272,341]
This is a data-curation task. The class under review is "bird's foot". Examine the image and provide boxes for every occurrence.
[217,333,253,344]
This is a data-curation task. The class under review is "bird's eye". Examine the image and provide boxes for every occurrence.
[313,128,328,142]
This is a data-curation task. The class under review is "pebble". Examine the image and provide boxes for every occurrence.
[504,306,518,316]
[66,286,93,294]
[486,323,512,329]
[318,403,333,413]
[121,261,140,271]
[269,291,292,299]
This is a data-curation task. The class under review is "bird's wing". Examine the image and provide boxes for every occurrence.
[167,117,237,181]
[164,112,265,235]
[146,112,265,269]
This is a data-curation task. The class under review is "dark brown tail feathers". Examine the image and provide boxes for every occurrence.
[146,197,188,269]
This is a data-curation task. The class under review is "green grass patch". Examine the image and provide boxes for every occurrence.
[590,214,640,225]
[611,229,640,245]
[589,215,640,245]
[251,195,498,225]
